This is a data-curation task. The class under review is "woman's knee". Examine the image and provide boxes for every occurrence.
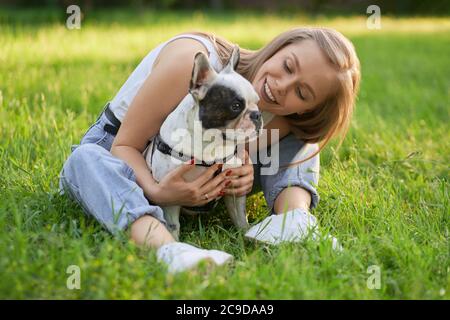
[69,143,105,165]
[63,142,137,187]
[60,143,108,188]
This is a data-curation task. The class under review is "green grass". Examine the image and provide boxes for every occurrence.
[0,9,449,299]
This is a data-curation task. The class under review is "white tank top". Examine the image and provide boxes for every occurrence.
[108,33,275,124]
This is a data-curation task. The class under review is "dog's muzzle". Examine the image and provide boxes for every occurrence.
[249,110,262,129]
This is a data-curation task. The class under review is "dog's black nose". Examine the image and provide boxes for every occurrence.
[249,111,261,123]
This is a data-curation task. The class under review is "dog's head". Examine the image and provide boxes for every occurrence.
[189,46,262,143]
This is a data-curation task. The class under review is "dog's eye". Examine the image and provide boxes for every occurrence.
[231,102,242,112]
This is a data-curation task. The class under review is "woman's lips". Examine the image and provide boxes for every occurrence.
[260,78,277,105]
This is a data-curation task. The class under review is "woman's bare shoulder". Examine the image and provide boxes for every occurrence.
[153,37,210,69]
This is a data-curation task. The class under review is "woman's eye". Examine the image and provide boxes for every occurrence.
[284,60,305,100]
[297,87,306,101]
[283,61,292,74]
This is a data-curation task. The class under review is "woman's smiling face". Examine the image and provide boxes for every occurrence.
[253,39,339,116]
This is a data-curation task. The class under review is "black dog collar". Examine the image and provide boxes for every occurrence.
[153,133,237,167]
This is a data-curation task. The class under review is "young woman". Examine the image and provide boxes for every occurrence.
[59,27,360,273]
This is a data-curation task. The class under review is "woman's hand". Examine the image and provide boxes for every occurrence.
[223,150,254,197]
[152,162,230,207]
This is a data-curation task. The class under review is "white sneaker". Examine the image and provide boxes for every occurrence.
[156,242,234,274]
[245,208,342,250]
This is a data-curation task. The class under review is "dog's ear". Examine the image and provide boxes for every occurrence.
[189,51,217,101]
[223,45,240,73]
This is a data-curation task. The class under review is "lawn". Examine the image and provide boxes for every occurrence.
[0,8,448,299]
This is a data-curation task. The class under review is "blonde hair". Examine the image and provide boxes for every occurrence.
[181,27,360,167]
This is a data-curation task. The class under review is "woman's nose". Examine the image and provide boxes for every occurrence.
[275,76,296,96]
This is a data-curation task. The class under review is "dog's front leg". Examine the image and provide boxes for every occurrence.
[223,195,249,230]
[223,157,250,230]
[163,206,181,241]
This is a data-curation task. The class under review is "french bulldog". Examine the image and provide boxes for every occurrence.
[145,46,262,240]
